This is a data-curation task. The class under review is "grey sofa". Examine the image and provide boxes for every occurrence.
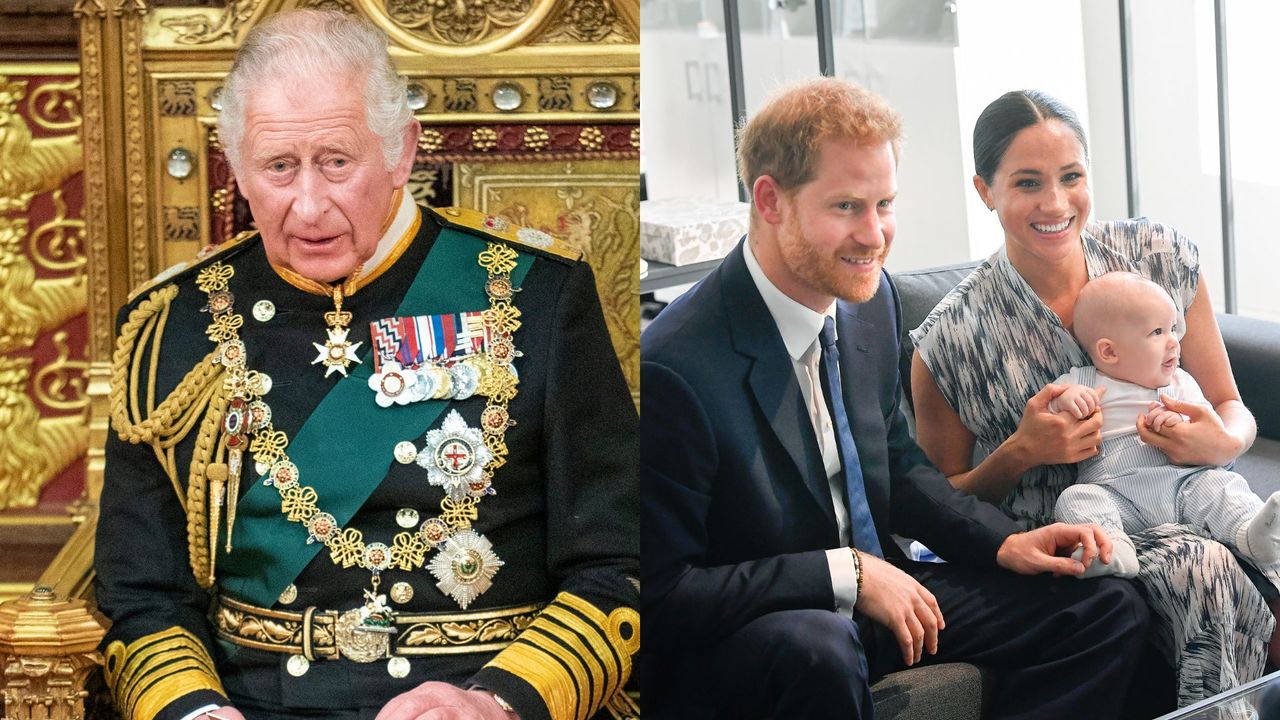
[874,262,1280,719]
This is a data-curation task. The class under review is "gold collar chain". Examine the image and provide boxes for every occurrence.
[195,240,523,616]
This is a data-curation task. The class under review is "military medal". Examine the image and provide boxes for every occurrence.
[334,586,395,663]
[313,327,363,377]
[428,529,503,610]
[417,409,495,501]
[367,309,518,408]
[270,262,367,379]
[312,282,363,378]
[369,361,417,407]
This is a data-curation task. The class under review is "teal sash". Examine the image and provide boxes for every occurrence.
[218,228,534,607]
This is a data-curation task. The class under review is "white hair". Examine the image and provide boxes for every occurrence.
[218,9,413,175]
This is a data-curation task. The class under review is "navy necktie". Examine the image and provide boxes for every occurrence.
[819,316,884,557]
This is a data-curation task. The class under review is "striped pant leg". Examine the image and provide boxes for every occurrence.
[1177,468,1264,552]
[1055,482,1136,534]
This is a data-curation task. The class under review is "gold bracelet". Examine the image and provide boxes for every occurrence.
[850,547,863,601]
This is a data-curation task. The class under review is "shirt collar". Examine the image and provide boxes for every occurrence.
[743,237,837,361]
[358,187,417,282]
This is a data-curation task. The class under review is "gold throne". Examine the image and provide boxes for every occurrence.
[0,2,638,718]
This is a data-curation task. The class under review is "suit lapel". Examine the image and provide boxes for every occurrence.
[720,242,838,530]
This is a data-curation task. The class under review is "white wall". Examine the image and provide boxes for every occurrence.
[1080,0,1129,223]
[640,29,740,203]
[951,0,1093,262]
[1125,0,1225,309]
[833,41,971,270]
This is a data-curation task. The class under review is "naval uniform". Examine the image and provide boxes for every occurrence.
[94,196,639,720]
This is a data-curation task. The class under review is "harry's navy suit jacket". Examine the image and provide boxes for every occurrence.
[641,240,1021,680]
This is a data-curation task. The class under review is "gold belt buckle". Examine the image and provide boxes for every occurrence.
[334,608,391,663]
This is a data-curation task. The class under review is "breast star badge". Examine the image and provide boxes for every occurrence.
[427,529,502,609]
[312,327,363,378]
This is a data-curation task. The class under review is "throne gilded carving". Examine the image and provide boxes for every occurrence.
[0,2,637,718]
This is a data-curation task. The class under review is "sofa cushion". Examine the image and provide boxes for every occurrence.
[1237,437,1280,498]
[1218,313,1280,442]
[871,663,992,720]
[891,262,980,422]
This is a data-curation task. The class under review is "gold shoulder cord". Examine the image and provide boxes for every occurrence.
[109,283,229,587]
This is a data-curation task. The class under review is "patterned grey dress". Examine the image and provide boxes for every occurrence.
[910,219,1274,706]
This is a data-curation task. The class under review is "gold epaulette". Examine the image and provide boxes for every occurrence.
[485,592,640,720]
[104,627,225,719]
[126,231,257,303]
[429,205,583,263]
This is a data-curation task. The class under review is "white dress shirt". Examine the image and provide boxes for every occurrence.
[743,241,859,614]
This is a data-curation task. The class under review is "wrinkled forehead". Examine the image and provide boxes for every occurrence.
[242,74,370,147]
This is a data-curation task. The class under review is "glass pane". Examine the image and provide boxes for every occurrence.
[865,0,958,44]
[1158,669,1280,719]
[1224,3,1280,321]
[1127,0,1226,308]
[640,0,739,203]
[739,0,821,114]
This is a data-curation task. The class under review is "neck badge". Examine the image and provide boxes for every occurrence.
[312,283,364,378]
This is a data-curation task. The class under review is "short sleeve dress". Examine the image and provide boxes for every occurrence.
[911,219,1273,705]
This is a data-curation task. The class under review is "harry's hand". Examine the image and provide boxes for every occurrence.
[1137,394,1243,466]
[374,682,518,720]
[997,522,1113,577]
[855,553,945,666]
[203,708,247,720]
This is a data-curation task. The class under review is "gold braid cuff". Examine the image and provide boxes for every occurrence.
[104,627,224,720]
[485,592,640,720]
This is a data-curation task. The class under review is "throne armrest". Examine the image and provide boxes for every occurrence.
[0,509,108,720]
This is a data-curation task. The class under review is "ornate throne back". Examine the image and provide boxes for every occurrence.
[83,0,637,531]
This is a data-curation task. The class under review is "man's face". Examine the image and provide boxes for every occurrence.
[773,138,897,309]
[235,71,413,283]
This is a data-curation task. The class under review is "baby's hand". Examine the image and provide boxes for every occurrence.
[1144,401,1186,434]
[1049,384,1103,420]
